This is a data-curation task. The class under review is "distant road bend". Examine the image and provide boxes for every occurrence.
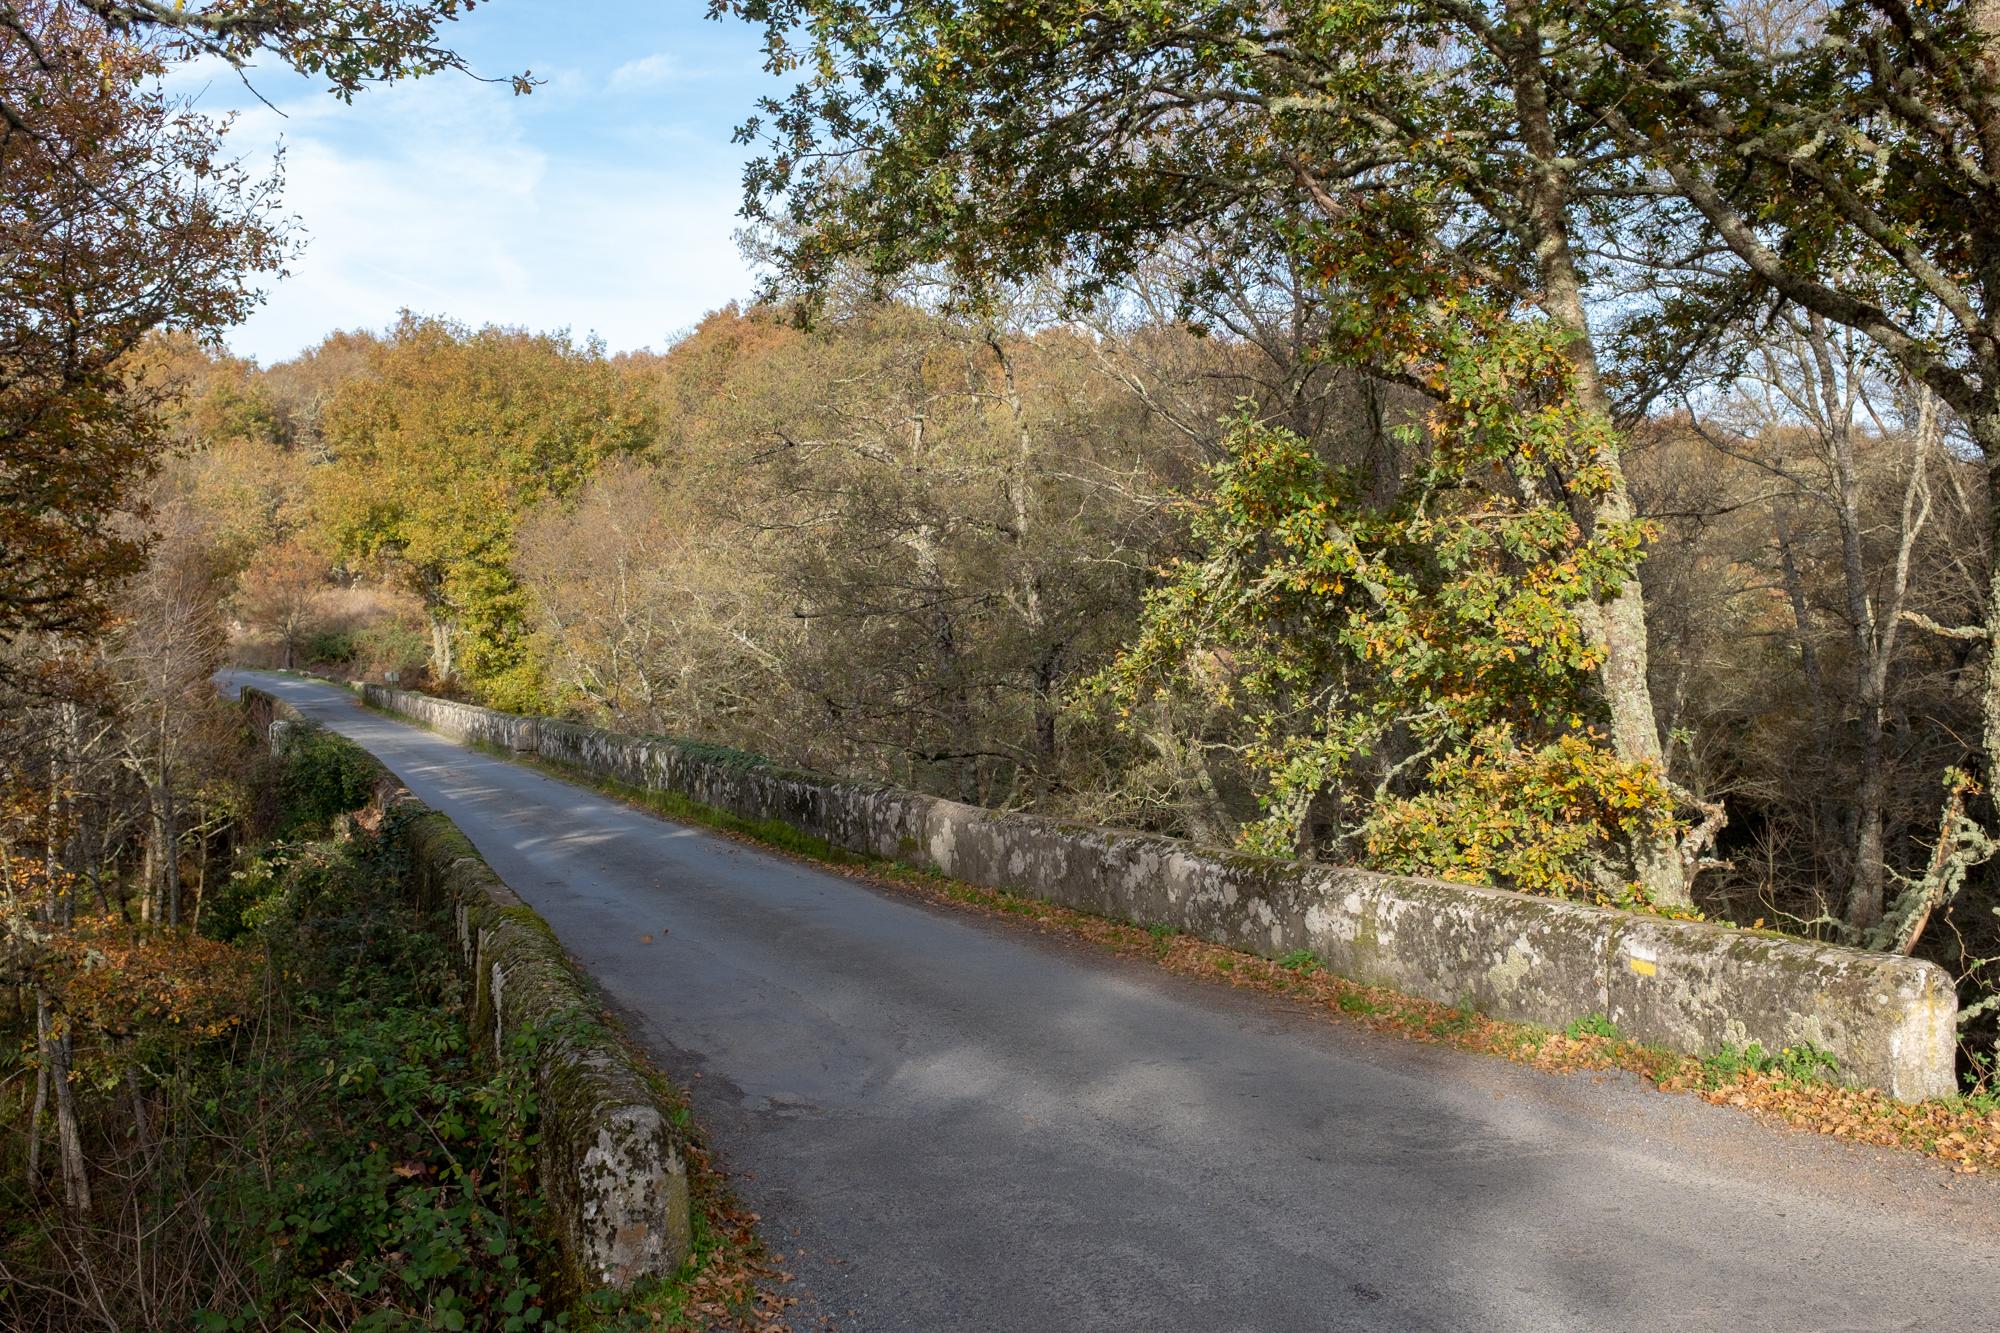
[224,671,1999,1332]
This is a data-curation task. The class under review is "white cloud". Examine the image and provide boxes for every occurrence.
[218,70,756,363]
[608,53,678,90]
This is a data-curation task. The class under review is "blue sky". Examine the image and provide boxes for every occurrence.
[177,2,776,364]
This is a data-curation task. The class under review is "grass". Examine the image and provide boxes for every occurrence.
[1566,1012,1620,1041]
[364,696,2000,1179]
[1277,947,1323,975]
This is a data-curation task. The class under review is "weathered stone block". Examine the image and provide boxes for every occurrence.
[361,684,539,752]
[1604,918,1957,1101]
[398,809,694,1289]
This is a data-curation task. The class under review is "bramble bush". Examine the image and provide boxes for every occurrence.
[193,824,555,1332]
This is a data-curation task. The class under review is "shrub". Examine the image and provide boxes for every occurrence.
[275,727,382,836]
[356,618,430,677]
[304,627,358,664]
[4,794,560,1331]
[1365,727,1677,901]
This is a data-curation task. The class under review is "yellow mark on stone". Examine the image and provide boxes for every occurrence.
[1628,958,1657,977]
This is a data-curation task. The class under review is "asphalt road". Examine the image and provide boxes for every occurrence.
[224,671,2000,1332]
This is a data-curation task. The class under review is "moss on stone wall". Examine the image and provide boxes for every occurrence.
[239,690,693,1292]
[357,680,1961,1100]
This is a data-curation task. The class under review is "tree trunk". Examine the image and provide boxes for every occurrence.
[191,808,210,932]
[128,1067,155,1177]
[1033,648,1061,774]
[53,1025,88,1214]
[159,780,181,928]
[35,989,90,1213]
[428,608,455,681]
[1850,758,1890,930]
[1793,313,1903,932]
[985,330,1060,783]
[1772,502,1845,862]
[148,710,183,928]
[984,330,1047,634]
[138,832,157,924]
[50,698,81,928]
[1957,3,2000,804]
[25,1004,48,1189]
[1822,341,1886,927]
[1771,504,1828,720]
[1506,11,1689,904]
[1978,413,2000,813]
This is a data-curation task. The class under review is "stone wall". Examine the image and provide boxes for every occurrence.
[362,685,540,752]
[360,685,1962,1101]
[398,810,691,1290]
[242,687,691,1288]
[241,683,306,755]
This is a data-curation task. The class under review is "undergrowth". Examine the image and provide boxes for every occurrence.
[1,778,559,1330]
[2,728,792,1332]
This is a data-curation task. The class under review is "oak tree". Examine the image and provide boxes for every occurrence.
[0,1,283,668]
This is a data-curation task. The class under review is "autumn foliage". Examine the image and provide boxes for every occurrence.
[0,0,283,665]
[40,914,258,1044]
[1100,310,1677,891]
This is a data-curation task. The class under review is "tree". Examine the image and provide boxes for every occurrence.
[1101,318,1678,897]
[315,315,656,705]
[235,538,328,668]
[518,303,1215,810]
[1575,1,2000,812]
[1707,318,1945,930]
[1,0,495,1224]
[0,0,527,117]
[1,0,515,678]
[107,504,233,927]
[0,0,284,674]
[727,0,1701,898]
[259,328,384,455]
[517,458,792,737]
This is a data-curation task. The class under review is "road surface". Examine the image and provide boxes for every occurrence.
[225,671,2000,1332]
